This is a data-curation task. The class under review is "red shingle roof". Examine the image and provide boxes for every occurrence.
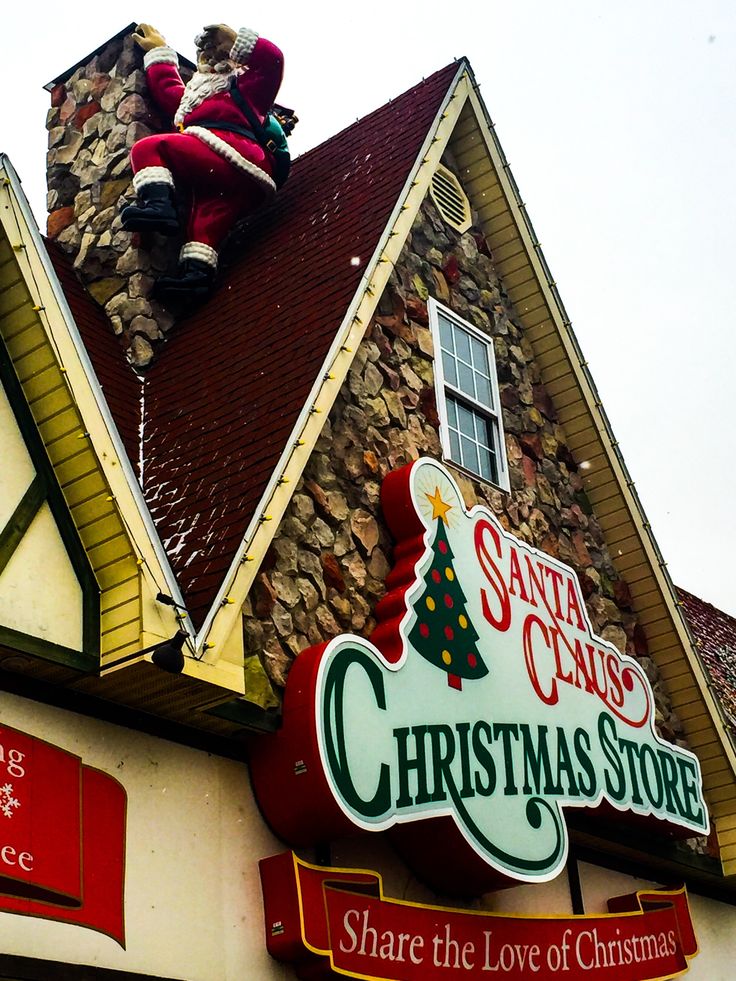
[137,61,461,626]
[46,240,141,465]
[678,588,736,732]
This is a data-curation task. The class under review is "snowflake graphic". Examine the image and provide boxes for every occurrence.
[0,783,20,819]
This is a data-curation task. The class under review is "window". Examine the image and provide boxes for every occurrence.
[429,299,509,490]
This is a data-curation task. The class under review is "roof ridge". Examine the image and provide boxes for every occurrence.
[291,59,466,166]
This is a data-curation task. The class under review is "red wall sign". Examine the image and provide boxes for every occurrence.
[0,723,126,945]
[260,852,698,981]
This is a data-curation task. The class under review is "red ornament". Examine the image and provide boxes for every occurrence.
[444,594,454,608]
[419,623,429,638]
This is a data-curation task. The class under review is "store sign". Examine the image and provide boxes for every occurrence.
[251,458,708,884]
[0,723,126,945]
[260,852,698,981]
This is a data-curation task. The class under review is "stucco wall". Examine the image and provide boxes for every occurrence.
[0,691,291,981]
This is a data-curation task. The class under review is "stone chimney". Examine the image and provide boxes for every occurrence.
[45,24,193,367]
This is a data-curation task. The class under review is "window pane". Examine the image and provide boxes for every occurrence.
[475,373,492,406]
[471,336,489,374]
[442,350,457,386]
[474,412,490,448]
[479,445,498,484]
[449,428,461,460]
[446,398,458,427]
[455,327,471,364]
[461,436,480,475]
[457,360,475,398]
[478,445,492,481]
[457,403,476,438]
[439,316,454,354]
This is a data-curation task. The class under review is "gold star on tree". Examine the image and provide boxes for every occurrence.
[426,486,452,524]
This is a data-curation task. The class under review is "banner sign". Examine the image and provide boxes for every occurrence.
[251,459,707,889]
[0,723,126,945]
[260,852,698,980]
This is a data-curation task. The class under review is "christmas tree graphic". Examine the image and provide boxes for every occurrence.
[408,487,488,690]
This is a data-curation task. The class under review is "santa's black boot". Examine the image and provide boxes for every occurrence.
[154,259,216,304]
[121,183,179,235]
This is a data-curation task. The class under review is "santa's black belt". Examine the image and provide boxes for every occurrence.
[187,120,258,142]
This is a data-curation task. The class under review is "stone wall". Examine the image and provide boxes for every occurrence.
[243,189,714,859]
[245,193,682,738]
[45,30,191,367]
[244,188,717,856]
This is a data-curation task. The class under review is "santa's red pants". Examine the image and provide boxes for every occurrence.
[130,133,264,250]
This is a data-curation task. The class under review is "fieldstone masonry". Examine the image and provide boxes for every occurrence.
[243,190,712,854]
[45,30,192,367]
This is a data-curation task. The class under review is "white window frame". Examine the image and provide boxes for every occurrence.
[428,298,510,491]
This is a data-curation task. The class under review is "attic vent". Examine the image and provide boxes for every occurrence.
[430,165,472,233]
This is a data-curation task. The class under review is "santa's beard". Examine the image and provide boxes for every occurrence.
[174,70,237,126]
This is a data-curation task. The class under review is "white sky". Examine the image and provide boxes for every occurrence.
[2,0,735,615]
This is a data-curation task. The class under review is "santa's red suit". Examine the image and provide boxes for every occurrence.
[129,27,283,273]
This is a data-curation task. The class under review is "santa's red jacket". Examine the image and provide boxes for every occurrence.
[142,27,284,198]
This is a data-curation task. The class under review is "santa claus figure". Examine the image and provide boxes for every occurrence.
[121,23,288,302]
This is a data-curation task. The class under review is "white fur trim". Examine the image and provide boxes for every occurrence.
[132,167,174,192]
[180,242,218,267]
[174,70,231,128]
[230,28,259,64]
[143,46,179,69]
[183,127,277,195]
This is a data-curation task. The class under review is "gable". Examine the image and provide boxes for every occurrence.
[0,341,97,666]
[0,158,183,671]
[212,71,736,875]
